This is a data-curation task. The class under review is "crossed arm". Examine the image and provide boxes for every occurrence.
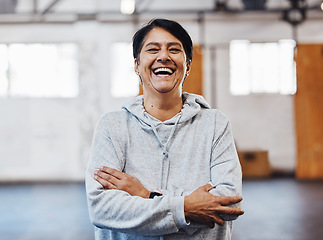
[87,113,244,234]
[94,166,244,228]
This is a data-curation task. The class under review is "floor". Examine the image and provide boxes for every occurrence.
[0,178,322,240]
[233,178,323,240]
[0,183,93,240]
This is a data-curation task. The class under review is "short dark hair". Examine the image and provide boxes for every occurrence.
[132,18,193,63]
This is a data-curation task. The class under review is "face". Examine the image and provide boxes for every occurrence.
[134,27,191,96]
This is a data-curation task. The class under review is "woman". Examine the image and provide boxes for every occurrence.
[86,18,243,240]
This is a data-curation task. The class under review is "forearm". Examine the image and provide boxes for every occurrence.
[86,118,188,235]
[158,186,206,234]
[86,168,188,236]
[209,122,243,220]
[161,185,242,234]
[209,151,242,202]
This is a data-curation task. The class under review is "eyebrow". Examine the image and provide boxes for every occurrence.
[144,42,182,48]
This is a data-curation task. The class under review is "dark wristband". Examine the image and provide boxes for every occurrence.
[149,191,162,199]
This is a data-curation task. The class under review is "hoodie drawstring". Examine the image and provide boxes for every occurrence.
[151,114,182,189]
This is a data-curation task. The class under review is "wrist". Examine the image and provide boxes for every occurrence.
[184,196,190,217]
[149,190,163,199]
[142,189,151,199]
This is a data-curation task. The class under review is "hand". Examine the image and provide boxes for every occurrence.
[94,166,150,198]
[184,184,244,228]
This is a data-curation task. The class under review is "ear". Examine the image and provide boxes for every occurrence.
[134,58,139,73]
[134,58,143,85]
[185,60,192,77]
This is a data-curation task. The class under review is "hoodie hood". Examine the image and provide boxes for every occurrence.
[122,92,211,127]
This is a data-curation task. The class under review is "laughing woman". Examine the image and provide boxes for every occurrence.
[85,18,244,240]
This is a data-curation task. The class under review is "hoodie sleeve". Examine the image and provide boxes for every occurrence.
[85,114,189,236]
[154,111,242,233]
[208,111,243,221]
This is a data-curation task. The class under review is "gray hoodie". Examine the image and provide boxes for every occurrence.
[85,93,242,240]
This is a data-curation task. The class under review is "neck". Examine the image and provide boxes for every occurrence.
[143,92,183,122]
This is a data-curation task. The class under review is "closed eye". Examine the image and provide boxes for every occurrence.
[169,48,181,53]
[147,48,159,53]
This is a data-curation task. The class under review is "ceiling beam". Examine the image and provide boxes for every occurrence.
[41,0,62,15]
[33,0,38,14]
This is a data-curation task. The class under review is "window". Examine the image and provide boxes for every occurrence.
[230,39,296,95]
[110,42,139,97]
[0,43,78,98]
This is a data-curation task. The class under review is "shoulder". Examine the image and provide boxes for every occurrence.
[100,109,129,121]
[96,110,129,130]
[200,108,230,124]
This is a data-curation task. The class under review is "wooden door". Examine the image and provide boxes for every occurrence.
[139,45,203,96]
[183,45,203,95]
[295,44,323,179]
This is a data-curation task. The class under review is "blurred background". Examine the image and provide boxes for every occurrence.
[0,0,322,239]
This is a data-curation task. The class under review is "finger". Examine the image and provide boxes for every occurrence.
[94,174,117,189]
[206,221,215,229]
[201,184,214,192]
[217,196,243,205]
[216,206,245,216]
[100,166,124,180]
[195,218,215,229]
[211,216,225,226]
[95,170,120,187]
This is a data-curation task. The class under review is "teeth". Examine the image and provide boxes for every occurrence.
[153,68,173,74]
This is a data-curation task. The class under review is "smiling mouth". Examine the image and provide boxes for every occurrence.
[153,67,175,76]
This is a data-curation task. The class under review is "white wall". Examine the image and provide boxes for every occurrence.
[203,15,295,172]
[201,13,323,172]
[0,22,137,181]
[214,49,296,171]
[0,12,322,181]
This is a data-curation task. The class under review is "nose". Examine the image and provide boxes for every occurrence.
[157,49,171,63]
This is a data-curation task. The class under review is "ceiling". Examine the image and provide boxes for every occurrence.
[0,0,322,23]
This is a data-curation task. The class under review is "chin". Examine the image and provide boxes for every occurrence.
[155,86,181,94]
[152,83,176,93]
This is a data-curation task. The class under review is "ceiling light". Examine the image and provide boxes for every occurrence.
[283,8,306,25]
[120,0,135,15]
[321,2,323,11]
[282,0,306,26]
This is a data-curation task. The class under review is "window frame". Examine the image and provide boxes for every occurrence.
[0,42,79,99]
[229,39,297,96]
